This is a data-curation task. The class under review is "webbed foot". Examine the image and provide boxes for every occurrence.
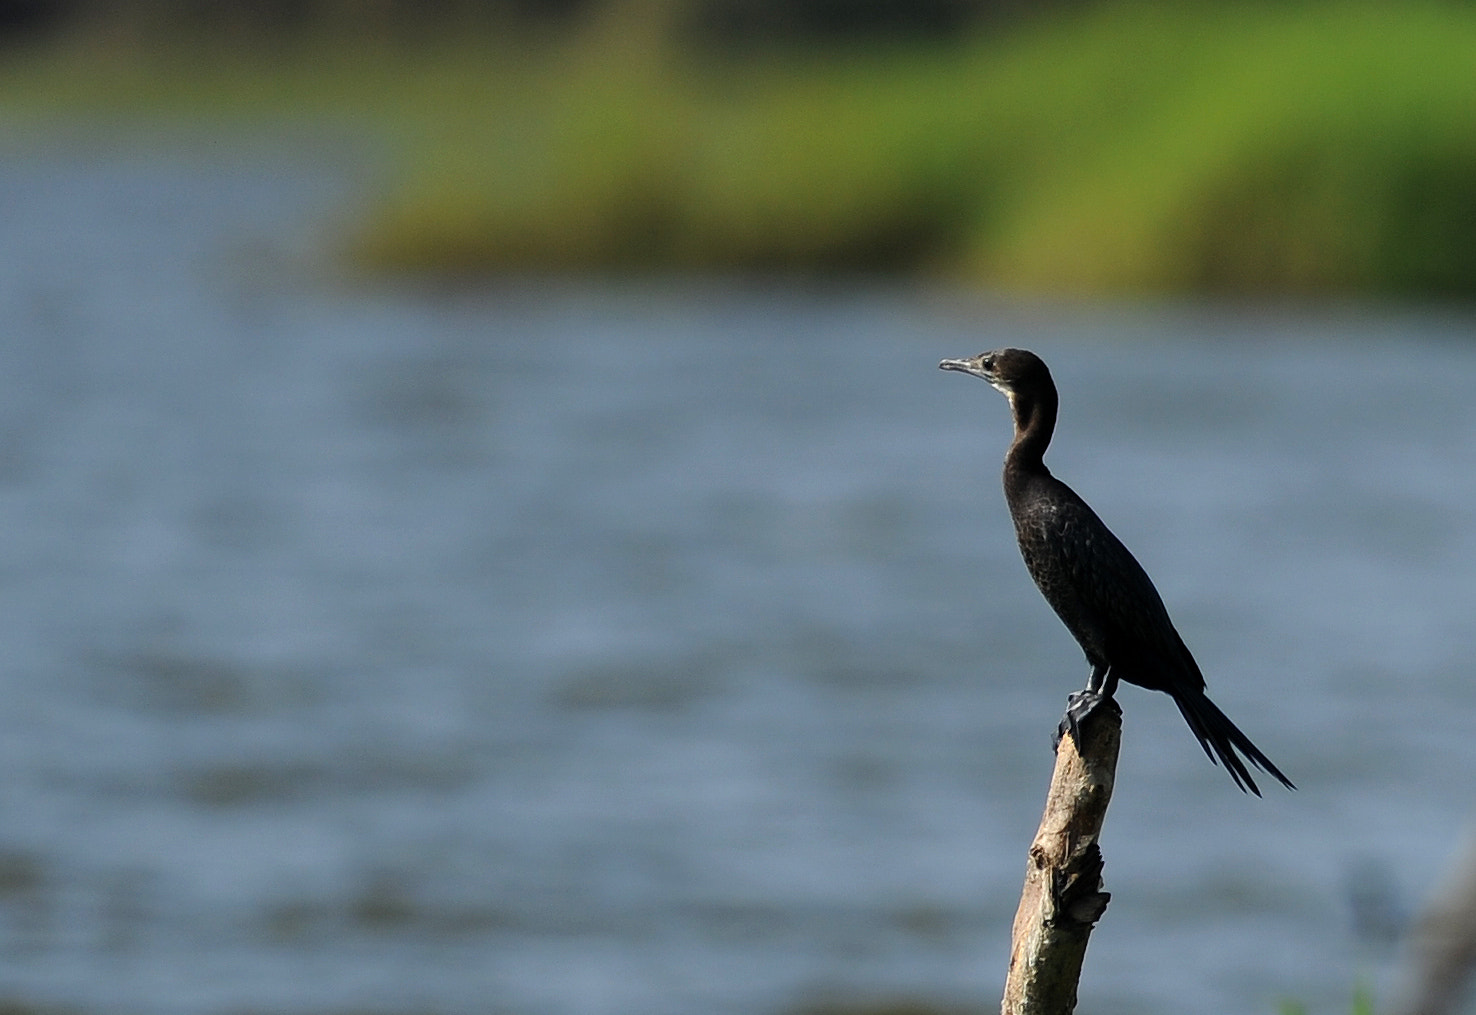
[1054,689,1122,753]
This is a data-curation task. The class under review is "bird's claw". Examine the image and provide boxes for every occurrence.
[1053,689,1119,753]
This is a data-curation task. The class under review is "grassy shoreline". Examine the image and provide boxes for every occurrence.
[5,3,1476,296]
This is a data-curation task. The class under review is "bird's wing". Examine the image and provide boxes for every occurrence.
[1025,480,1201,684]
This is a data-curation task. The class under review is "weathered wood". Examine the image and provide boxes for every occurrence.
[1001,699,1122,1015]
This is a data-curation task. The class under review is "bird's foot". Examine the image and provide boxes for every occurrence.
[1053,690,1122,753]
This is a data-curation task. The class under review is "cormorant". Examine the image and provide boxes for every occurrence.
[940,348,1293,795]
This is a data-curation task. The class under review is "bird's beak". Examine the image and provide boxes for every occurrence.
[939,356,989,380]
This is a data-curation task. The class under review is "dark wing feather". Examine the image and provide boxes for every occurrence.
[1011,474,1203,694]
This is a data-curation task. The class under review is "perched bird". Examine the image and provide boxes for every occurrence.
[940,348,1292,795]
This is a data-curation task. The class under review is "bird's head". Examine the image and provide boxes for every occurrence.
[938,348,1049,398]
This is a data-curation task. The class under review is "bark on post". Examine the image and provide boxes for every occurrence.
[1001,699,1122,1015]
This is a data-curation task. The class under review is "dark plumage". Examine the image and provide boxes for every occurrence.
[940,348,1292,795]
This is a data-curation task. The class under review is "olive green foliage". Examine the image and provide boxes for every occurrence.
[353,2,1476,295]
[5,2,1476,294]
[1277,980,1376,1015]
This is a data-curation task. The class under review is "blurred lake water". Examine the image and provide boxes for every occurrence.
[1,146,1475,1015]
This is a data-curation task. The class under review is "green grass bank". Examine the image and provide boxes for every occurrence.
[5,2,1476,296]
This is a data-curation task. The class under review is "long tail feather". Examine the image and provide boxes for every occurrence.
[1173,692,1295,796]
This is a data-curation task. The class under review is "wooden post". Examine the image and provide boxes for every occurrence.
[1001,699,1122,1015]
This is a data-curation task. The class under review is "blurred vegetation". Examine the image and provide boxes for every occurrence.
[3,0,1476,295]
[1278,982,1377,1015]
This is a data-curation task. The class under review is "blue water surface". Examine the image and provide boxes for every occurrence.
[0,144,1473,1015]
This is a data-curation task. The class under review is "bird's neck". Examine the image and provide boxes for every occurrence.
[1003,388,1057,477]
